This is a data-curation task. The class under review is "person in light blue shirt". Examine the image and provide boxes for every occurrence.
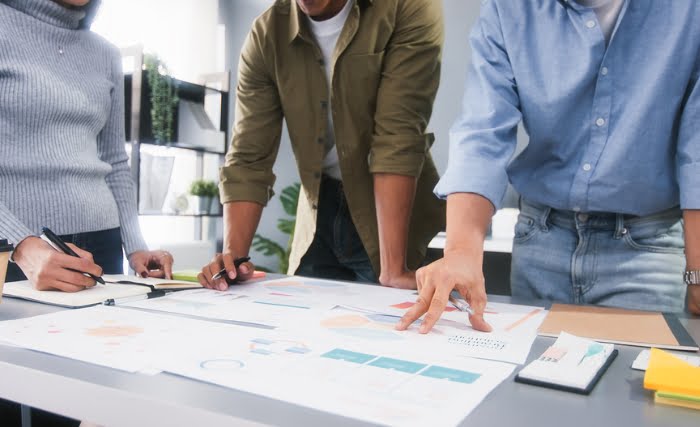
[396,0,700,334]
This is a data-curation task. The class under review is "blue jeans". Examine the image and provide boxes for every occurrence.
[5,227,124,282]
[295,176,377,283]
[510,199,686,313]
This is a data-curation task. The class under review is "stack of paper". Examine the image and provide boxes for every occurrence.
[644,348,700,410]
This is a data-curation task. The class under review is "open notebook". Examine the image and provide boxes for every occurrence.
[2,275,201,308]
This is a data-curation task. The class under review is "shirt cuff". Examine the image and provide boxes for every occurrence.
[433,162,509,211]
[219,182,274,206]
[369,134,433,177]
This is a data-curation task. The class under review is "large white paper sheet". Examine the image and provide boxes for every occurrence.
[158,326,515,427]
[0,306,250,373]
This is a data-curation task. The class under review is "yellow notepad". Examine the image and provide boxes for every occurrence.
[644,348,700,396]
[655,391,700,410]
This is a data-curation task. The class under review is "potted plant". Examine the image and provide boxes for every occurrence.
[144,54,179,144]
[189,179,218,214]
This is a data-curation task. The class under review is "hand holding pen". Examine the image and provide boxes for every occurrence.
[198,253,255,291]
[10,229,104,292]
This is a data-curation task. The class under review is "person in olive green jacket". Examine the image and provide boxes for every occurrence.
[198,0,445,289]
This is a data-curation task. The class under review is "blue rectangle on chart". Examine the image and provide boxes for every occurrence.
[251,338,274,345]
[250,348,273,356]
[286,346,311,354]
[368,357,427,374]
[420,366,481,384]
[321,349,376,364]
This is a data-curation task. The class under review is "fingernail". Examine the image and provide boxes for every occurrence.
[140,272,148,278]
[218,284,227,291]
[228,271,237,280]
[419,325,428,334]
[240,265,250,274]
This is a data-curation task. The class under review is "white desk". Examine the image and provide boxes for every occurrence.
[1,289,699,427]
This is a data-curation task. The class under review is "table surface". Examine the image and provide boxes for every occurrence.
[1,290,699,427]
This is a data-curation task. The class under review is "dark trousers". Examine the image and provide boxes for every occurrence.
[295,176,377,283]
[1,227,123,427]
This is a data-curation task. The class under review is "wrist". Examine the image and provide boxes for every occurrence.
[11,236,42,263]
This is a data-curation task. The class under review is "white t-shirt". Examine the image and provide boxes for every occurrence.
[306,0,353,181]
[576,0,625,43]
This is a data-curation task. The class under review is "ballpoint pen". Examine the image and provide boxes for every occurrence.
[449,291,474,315]
[211,256,251,282]
[41,227,105,285]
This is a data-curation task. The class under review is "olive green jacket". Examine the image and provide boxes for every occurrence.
[220,0,446,275]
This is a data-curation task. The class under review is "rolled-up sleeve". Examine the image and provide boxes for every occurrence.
[368,0,443,178]
[219,25,283,206]
[677,57,700,209]
[434,0,521,210]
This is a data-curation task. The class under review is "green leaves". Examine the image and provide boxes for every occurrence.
[280,183,300,216]
[252,182,300,274]
[144,53,179,144]
[188,180,218,197]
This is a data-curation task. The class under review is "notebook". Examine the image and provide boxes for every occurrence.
[2,276,201,309]
[538,304,698,351]
[644,348,700,396]
[515,332,618,395]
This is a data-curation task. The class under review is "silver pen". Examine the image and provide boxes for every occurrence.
[448,293,475,315]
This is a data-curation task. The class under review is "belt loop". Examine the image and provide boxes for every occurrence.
[539,206,551,231]
[614,214,626,239]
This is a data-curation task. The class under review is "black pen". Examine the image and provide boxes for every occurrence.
[103,289,167,306]
[41,227,106,285]
[212,256,251,281]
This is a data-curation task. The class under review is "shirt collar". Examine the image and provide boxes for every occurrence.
[288,0,372,44]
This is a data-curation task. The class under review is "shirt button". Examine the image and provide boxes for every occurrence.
[58,47,64,54]
[312,204,318,210]
[601,67,609,75]
[317,138,324,145]
[320,101,328,109]
[586,20,596,29]
[583,163,592,171]
[595,118,606,127]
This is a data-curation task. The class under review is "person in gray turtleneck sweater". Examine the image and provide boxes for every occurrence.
[0,0,175,293]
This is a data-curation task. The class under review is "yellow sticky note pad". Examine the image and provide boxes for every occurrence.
[644,348,700,396]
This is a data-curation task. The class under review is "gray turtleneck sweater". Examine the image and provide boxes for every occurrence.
[0,0,147,255]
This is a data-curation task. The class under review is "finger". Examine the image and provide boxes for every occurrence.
[66,243,94,262]
[419,279,451,334]
[197,271,214,289]
[52,267,96,289]
[47,279,86,293]
[236,261,255,282]
[395,286,433,331]
[132,260,150,278]
[146,269,165,278]
[458,282,492,332]
[207,262,228,291]
[60,253,103,278]
[221,253,237,281]
[162,254,173,279]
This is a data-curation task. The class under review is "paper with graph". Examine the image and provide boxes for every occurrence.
[156,323,515,427]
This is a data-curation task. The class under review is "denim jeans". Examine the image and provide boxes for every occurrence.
[295,176,377,283]
[510,199,686,313]
[6,227,124,281]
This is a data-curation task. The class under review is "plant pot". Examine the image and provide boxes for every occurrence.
[195,196,212,214]
[210,196,221,215]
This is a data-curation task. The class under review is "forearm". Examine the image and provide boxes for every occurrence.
[444,193,494,261]
[374,173,417,279]
[683,210,700,268]
[223,201,264,256]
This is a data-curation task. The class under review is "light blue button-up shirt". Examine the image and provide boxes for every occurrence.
[436,0,700,216]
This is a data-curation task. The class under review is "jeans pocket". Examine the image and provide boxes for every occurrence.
[513,213,539,243]
[622,219,684,254]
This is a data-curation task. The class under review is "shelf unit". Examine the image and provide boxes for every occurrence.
[120,45,230,240]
